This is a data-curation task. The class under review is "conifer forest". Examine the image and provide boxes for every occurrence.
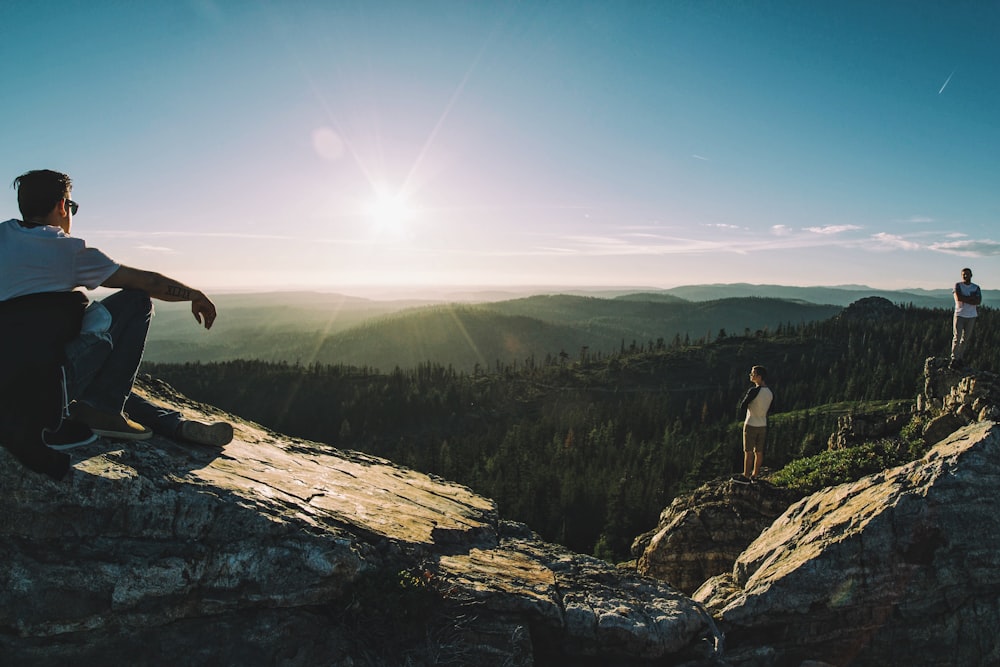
[144,304,997,561]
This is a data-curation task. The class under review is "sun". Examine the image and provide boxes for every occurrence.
[365,193,413,236]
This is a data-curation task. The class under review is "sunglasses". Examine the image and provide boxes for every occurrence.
[65,199,79,215]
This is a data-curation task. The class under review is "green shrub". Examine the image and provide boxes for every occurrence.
[771,439,905,494]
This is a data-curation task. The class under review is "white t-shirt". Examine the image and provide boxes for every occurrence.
[0,219,119,301]
[745,386,773,427]
[954,281,981,319]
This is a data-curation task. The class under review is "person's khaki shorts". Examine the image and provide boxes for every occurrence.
[743,425,767,453]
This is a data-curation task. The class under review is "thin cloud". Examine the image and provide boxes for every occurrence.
[91,230,298,241]
[928,239,1000,257]
[692,154,709,161]
[136,244,175,254]
[805,225,863,235]
[87,229,367,245]
[903,216,934,224]
[869,233,921,251]
[771,225,793,236]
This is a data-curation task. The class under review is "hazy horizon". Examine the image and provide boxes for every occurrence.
[126,281,961,305]
[4,2,997,293]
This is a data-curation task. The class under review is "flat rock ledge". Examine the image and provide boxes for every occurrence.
[694,420,1000,667]
[1,379,719,666]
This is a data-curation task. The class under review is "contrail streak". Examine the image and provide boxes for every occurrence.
[939,70,955,94]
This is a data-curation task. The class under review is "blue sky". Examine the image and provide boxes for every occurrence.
[2,1,998,294]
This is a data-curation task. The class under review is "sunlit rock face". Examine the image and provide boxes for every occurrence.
[0,378,719,666]
[633,480,802,596]
[695,420,1000,667]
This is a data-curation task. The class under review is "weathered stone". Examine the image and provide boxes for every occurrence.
[827,411,909,450]
[922,412,965,445]
[634,479,802,596]
[1,378,719,665]
[694,420,1000,667]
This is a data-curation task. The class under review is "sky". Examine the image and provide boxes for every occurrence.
[2,1,998,295]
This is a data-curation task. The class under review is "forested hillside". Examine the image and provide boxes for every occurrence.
[143,303,997,560]
[144,292,841,370]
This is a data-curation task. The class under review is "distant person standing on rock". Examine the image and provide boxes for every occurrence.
[951,267,982,370]
[1,169,233,464]
[736,365,772,482]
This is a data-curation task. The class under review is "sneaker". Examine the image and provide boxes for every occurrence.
[178,420,233,447]
[42,420,98,450]
[70,402,153,441]
[731,474,752,484]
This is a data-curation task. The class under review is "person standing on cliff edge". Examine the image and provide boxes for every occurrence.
[735,365,773,482]
[1,169,233,452]
[951,267,982,370]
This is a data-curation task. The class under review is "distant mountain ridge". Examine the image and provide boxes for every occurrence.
[141,283,979,368]
[144,289,842,370]
[657,283,960,307]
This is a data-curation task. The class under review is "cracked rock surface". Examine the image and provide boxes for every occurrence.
[1,378,718,666]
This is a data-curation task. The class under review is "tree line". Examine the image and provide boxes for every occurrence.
[143,304,996,561]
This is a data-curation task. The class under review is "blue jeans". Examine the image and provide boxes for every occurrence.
[63,289,182,436]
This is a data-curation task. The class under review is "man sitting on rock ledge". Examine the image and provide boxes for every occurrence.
[1,169,232,459]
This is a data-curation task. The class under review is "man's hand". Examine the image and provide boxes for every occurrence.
[191,291,217,329]
[103,265,219,329]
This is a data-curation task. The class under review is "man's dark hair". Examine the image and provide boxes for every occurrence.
[12,170,72,222]
[752,365,768,380]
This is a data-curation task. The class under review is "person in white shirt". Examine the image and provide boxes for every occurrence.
[738,365,773,481]
[950,267,982,370]
[2,169,232,448]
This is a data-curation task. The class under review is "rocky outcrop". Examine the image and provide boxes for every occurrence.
[0,378,720,666]
[834,296,899,322]
[826,410,910,450]
[632,480,802,596]
[920,356,1000,445]
[694,420,1000,666]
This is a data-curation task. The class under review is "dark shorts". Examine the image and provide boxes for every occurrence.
[744,425,767,453]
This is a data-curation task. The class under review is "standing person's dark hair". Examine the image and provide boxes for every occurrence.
[13,170,73,223]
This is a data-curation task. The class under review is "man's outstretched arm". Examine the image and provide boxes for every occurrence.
[102,265,217,329]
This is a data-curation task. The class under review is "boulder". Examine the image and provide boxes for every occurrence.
[0,378,720,666]
[634,479,802,596]
[694,420,1000,666]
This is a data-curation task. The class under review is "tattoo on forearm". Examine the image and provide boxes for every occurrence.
[166,285,192,300]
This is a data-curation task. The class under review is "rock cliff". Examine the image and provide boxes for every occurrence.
[633,358,1000,665]
[694,419,1000,666]
[631,480,802,596]
[1,377,720,666]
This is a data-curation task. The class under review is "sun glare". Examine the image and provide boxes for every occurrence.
[365,193,413,236]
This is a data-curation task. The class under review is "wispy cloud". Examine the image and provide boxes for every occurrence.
[928,239,1000,257]
[771,225,793,236]
[136,244,175,253]
[88,229,368,245]
[91,230,298,241]
[805,225,863,235]
[692,154,709,161]
[903,216,934,224]
[869,233,921,251]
